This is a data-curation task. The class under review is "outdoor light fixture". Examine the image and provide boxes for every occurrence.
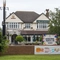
[0,0,9,36]
[3,0,6,6]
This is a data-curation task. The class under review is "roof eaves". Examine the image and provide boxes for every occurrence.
[6,12,15,19]
[40,13,50,20]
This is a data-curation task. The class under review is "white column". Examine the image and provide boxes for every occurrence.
[30,36,33,43]
[9,36,11,44]
[27,35,28,42]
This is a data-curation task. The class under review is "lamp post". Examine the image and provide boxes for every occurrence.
[2,0,6,36]
[0,0,9,37]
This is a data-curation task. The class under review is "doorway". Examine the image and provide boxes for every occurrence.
[11,34,17,44]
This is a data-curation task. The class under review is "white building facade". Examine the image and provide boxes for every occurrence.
[5,11,49,44]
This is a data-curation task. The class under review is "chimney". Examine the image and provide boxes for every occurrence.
[46,9,49,18]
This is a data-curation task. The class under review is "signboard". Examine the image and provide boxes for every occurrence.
[34,46,60,54]
[43,34,57,45]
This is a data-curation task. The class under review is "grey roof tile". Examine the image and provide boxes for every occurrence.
[15,11,39,23]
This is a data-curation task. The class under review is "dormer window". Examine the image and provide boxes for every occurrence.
[25,23,30,28]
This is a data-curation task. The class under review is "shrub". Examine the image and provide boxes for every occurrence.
[40,36,43,42]
[56,36,60,45]
[16,35,24,43]
[0,32,9,53]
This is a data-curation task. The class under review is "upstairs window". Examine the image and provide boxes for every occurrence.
[6,22,20,29]
[25,23,30,28]
[37,20,49,29]
[37,23,48,29]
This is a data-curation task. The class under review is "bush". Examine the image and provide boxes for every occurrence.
[40,36,43,42]
[0,32,9,53]
[16,35,24,43]
[56,36,60,45]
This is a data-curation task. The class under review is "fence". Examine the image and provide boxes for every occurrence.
[0,45,60,55]
[3,45,34,55]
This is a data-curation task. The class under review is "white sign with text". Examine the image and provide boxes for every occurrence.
[43,35,57,45]
[34,46,60,54]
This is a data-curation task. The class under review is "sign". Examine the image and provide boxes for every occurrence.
[43,34,57,45]
[34,46,60,54]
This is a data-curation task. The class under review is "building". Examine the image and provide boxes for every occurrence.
[5,10,49,44]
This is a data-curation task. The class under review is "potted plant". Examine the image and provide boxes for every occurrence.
[39,36,43,45]
[15,35,24,44]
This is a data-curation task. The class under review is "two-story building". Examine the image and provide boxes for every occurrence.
[5,9,49,44]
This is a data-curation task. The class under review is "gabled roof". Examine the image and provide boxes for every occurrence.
[39,13,49,20]
[6,11,49,23]
[6,12,15,19]
[15,11,39,23]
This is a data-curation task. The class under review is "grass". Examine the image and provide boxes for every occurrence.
[0,55,60,60]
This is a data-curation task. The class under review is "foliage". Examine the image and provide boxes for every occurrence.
[48,8,60,35]
[56,36,60,45]
[0,27,2,32]
[40,36,43,41]
[0,32,9,52]
[16,35,24,43]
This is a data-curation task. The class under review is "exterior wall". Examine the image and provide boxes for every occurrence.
[22,23,37,30]
[33,14,49,31]
[37,28,48,31]
[21,23,48,31]
[32,23,37,30]
[34,14,49,23]
[6,14,23,22]
[7,29,20,35]
[19,23,22,29]
[9,36,11,44]
[5,13,49,44]
[6,14,23,33]
[6,13,49,31]
[3,46,34,55]
[21,23,25,29]
[1,45,60,55]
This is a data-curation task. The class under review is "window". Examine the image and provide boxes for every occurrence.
[37,23,48,29]
[6,22,20,29]
[37,20,49,29]
[25,23,30,28]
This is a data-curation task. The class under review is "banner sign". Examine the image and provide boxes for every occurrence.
[43,34,57,45]
[34,46,60,54]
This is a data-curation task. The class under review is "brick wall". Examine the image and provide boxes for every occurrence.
[4,45,34,55]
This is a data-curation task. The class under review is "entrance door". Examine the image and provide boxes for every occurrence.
[28,36,30,42]
[11,34,17,44]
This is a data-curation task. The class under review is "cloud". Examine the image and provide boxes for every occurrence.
[0,0,60,27]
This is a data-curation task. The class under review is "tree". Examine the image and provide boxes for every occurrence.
[0,27,2,32]
[48,8,60,35]
[15,35,24,43]
[0,32,9,53]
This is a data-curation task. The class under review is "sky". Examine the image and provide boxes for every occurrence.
[0,0,60,27]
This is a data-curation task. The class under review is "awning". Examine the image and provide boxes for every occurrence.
[21,30,48,35]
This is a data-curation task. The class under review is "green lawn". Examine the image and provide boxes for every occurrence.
[0,55,60,60]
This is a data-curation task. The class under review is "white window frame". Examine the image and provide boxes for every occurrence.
[6,22,20,29]
[37,23,48,29]
[25,23,30,28]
